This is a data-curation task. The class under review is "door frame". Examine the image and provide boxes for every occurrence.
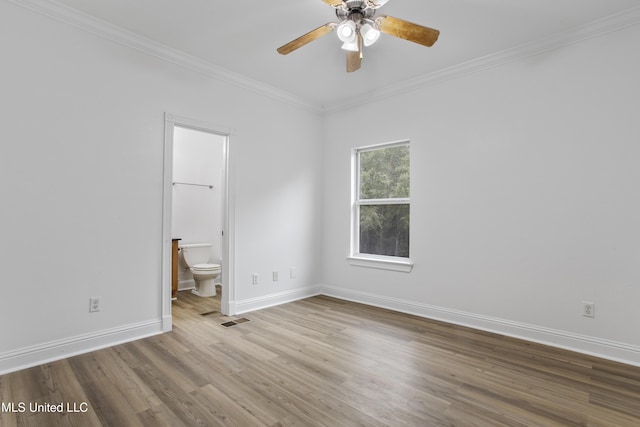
[162,113,235,330]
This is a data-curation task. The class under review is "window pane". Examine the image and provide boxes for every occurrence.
[359,204,409,257]
[359,145,409,199]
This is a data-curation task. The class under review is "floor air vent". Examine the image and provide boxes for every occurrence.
[221,318,250,327]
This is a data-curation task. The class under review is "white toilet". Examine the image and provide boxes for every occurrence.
[179,243,221,297]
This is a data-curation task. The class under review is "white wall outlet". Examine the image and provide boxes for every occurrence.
[273,271,279,282]
[582,301,595,318]
[89,297,101,313]
[252,273,259,285]
[290,267,296,279]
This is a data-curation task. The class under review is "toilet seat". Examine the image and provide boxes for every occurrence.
[192,263,221,273]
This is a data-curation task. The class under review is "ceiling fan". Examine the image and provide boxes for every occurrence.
[277,0,440,72]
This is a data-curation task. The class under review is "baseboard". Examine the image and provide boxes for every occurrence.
[178,279,195,291]
[162,315,172,332]
[0,320,164,375]
[234,286,322,314]
[320,285,640,367]
[5,286,638,375]
[178,280,221,292]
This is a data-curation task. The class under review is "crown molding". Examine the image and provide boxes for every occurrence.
[10,1,640,116]
[9,0,323,113]
[324,5,640,113]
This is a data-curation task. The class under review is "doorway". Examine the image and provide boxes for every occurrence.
[162,114,234,330]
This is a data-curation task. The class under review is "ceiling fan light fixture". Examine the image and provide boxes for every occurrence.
[341,41,359,51]
[337,20,357,43]
[360,22,380,46]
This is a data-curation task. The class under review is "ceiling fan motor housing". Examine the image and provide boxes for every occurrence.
[336,0,376,22]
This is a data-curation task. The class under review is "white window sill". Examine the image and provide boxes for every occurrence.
[347,255,414,272]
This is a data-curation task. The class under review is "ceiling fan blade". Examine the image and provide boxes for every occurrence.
[346,50,361,73]
[277,23,337,55]
[375,15,439,47]
[346,34,362,73]
[321,0,346,7]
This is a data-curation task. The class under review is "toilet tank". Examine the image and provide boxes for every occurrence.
[179,243,212,267]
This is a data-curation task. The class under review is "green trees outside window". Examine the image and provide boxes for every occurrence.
[355,143,410,258]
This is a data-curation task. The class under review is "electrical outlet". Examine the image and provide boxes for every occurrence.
[290,267,296,279]
[273,271,279,282]
[252,273,259,285]
[582,301,595,318]
[89,297,101,313]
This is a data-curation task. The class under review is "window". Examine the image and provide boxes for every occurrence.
[350,141,413,272]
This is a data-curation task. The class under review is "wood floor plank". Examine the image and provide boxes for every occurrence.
[229,367,334,426]
[96,348,164,413]
[189,383,270,427]
[243,357,387,427]
[191,367,291,426]
[136,402,189,427]
[129,338,210,394]
[130,363,214,427]
[66,353,146,427]
[33,360,103,427]
[1,291,640,426]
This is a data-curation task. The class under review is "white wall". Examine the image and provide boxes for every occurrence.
[322,23,640,364]
[0,1,323,373]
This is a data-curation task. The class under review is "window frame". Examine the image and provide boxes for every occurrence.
[348,140,414,272]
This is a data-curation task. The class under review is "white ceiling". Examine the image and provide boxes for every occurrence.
[47,0,638,108]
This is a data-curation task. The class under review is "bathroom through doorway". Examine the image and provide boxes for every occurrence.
[162,114,234,329]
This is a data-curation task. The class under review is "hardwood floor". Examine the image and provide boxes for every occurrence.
[1,290,640,426]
